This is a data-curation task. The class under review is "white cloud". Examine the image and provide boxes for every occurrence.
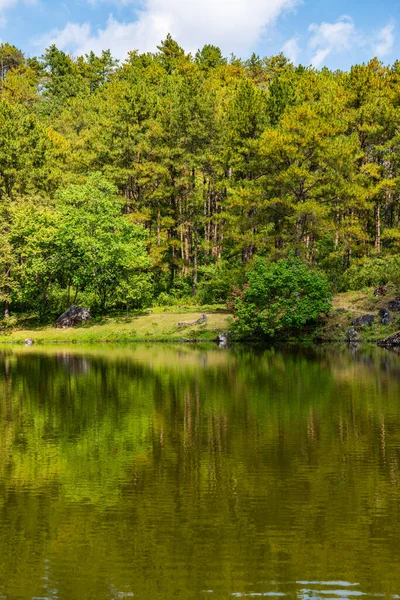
[282,36,300,64]
[308,15,358,67]
[373,20,395,57]
[36,22,91,50]
[35,0,299,59]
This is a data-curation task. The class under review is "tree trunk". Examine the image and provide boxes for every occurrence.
[334,208,340,250]
[375,199,381,253]
[157,209,161,247]
[192,222,198,296]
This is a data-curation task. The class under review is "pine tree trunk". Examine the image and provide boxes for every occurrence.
[203,178,208,261]
[157,209,161,247]
[192,222,198,296]
[375,200,381,253]
[334,208,340,250]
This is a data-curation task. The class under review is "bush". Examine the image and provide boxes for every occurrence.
[341,255,400,291]
[231,257,332,339]
[157,292,173,306]
[114,274,153,310]
[197,262,244,304]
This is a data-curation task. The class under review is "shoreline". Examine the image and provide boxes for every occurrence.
[1,289,400,346]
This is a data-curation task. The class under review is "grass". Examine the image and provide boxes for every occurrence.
[2,290,400,346]
[314,288,400,342]
[0,307,231,344]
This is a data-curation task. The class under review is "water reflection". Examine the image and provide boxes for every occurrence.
[0,344,399,599]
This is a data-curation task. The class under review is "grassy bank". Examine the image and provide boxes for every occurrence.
[0,308,231,344]
[2,289,400,345]
[314,289,400,342]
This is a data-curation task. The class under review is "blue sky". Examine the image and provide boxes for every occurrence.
[1,0,399,69]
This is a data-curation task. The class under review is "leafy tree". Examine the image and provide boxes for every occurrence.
[54,174,151,311]
[231,257,331,338]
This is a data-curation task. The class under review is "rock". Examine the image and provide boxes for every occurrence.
[216,333,229,347]
[374,286,392,297]
[55,305,92,328]
[24,338,34,346]
[379,308,391,325]
[346,327,360,342]
[352,314,374,327]
[388,298,400,311]
[377,332,400,348]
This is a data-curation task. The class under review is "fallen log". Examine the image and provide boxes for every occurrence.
[177,314,207,328]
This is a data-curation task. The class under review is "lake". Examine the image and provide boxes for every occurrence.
[0,343,400,600]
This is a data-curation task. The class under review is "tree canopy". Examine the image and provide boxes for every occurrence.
[0,37,399,322]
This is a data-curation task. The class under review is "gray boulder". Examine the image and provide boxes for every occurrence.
[346,327,360,342]
[379,308,391,325]
[216,333,229,347]
[388,298,400,311]
[377,332,400,348]
[24,338,34,346]
[56,305,92,328]
[352,314,374,327]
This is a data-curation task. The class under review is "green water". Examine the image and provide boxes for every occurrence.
[1,344,400,599]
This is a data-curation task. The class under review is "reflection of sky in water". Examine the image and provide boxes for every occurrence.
[228,582,398,599]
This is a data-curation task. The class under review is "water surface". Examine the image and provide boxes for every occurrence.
[0,344,400,600]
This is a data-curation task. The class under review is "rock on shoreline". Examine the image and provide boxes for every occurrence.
[377,332,400,348]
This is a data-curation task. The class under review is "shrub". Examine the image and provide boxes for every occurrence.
[341,255,400,291]
[231,257,332,339]
[197,262,244,304]
[157,292,173,306]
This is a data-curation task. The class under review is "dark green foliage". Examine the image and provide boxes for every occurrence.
[197,262,244,304]
[231,258,332,339]
[195,45,226,70]
[0,43,24,80]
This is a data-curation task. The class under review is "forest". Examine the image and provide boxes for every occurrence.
[1,36,400,324]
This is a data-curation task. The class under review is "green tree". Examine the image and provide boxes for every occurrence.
[195,45,226,70]
[55,174,151,311]
[231,257,331,338]
[0,43,24,83]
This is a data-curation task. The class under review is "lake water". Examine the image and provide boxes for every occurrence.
[1,344,400,600]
